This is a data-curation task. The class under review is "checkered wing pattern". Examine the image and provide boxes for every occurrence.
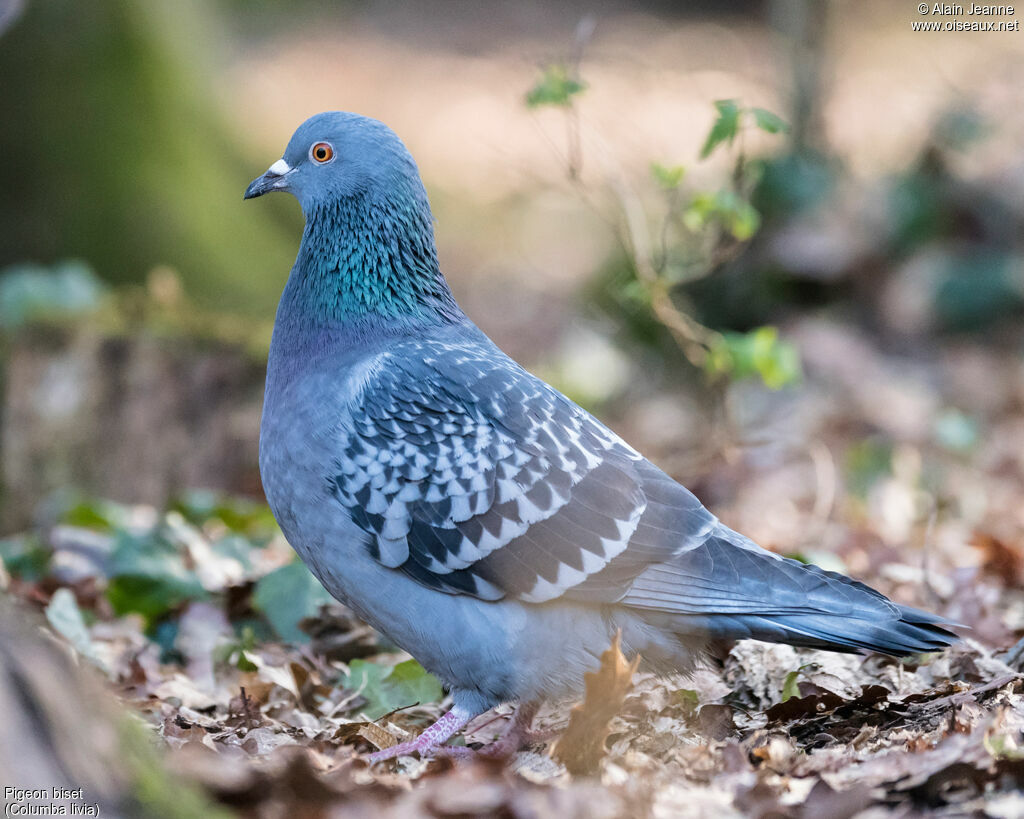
[330,338,715,603]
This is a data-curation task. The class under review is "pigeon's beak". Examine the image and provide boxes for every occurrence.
[244,158,294,200]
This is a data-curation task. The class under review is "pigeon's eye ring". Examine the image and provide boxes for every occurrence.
[310,142,334,164]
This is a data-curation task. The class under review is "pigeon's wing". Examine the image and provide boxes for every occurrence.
[330,337,717,603]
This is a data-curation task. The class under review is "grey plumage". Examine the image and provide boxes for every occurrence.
[247,112,956,757]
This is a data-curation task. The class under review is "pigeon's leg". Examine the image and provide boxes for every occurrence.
[441,700,555,759]
[366,706,475,762]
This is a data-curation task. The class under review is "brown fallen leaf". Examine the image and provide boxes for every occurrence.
[971,531,1024,586]
[357,721,400,751]
[333,720,400,752]
[693,702,737,740]
[764,688,846,723]
[227,686,263,730]
[552,631,639,776]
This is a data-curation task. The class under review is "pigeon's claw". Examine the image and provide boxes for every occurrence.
[436,701,552,761]
[365,707,474,763]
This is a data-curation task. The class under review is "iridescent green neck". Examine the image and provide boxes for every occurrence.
[280,190,461,334]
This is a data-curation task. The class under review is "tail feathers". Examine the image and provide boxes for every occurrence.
[658,609,956,655]
[737,606,956,655]
[624,524,958,657]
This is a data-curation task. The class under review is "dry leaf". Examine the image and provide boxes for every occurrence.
[972,532,1024,586]
[357,722,399,751]
[244,650,301,699]
[333,720,401,752]
[552,631,639,775]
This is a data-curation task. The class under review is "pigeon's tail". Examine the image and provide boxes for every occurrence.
[623,524,958,656]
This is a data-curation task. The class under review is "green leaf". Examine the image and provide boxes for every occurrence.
[781,670,801,702]
[106,574,205,624]
[683,195,712,231]
[683,190,761,241]
[724,197,761,241]
[215,624,260,671]
[252,562,333,643]
[984,732,1024,760]
[105,532,206,624]
[844,438,893,498]
[210,534,256,571]
[706,326,801,389]
[674,688,700,716]
[0,259,106,328]
[934,251,1019,332]
[756,330,801,389]
[650,161,686,189]
[344,658,444,718]
[619,279,652,306]
[750,107,789,135]
[172,489,279,537]
[46,588,101,665]
[0,535,51,580]
[59,498,128,531]
[387,659,446,708]
[700,99,741,159]
[525,64,586,109]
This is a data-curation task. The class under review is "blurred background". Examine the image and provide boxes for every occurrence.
[2,0,1024,597]
[4,0,1024,546]
[2,0,1024,812]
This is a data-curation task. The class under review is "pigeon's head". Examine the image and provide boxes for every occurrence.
[244,112,425,213]
[244,112,459,326]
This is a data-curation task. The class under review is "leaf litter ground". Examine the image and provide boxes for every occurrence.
[3,321,1024,817]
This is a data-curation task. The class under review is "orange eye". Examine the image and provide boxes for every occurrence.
[310,142,334,163]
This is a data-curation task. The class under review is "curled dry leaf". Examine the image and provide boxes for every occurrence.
[552,631,640,776]
[971,532,1024,586]
[333,719,404,752]
[357,721,400,751]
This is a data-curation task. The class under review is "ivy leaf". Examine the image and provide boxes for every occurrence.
[674,688,700,717]
[720,194,761,241]
[344,658,444,718]
[699,99,741,159]
[0,535,51,580]
[0,259,106,328]
[106,532,207,625]
[59,498,127,531]
[706,326,802,389]
[684,190,761,241]
[46,588,102,666]
[252,562,333,643]
[172,489,279,537]
[650,161,686,189]
[750,107,789,135]
[525,64,586,108]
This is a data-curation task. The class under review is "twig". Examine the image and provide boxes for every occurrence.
[805,439,837,545]
[565,16,594,180]
[919,501,940,609]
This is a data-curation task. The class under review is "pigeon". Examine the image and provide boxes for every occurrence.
[245,112,957,761]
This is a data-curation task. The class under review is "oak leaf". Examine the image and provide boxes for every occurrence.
[552,631,639,775]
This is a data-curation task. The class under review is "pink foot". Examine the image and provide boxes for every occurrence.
[366,707,474,762]
[437,701,552,760]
